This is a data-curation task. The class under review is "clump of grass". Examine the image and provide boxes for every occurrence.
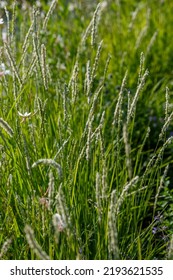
[1,0,173,260]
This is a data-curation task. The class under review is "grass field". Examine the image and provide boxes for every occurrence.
[0,0,173,260]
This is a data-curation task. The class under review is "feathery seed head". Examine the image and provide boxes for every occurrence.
[52,213,66,232]
[0,118,14,137]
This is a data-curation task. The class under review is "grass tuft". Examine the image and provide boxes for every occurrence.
[1,0,173,260]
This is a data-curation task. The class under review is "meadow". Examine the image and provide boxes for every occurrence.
[0,0,173,260]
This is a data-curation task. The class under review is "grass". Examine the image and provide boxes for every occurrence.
[0,0,173,260]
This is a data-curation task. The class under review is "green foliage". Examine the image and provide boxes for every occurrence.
[0,0,173,260]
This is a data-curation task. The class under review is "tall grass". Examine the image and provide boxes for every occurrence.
[0,0,173,260]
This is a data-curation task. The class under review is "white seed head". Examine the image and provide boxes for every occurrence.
[52,213,66,232]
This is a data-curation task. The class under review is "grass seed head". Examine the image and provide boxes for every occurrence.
[0,118,14,137]
[24,225,50,260]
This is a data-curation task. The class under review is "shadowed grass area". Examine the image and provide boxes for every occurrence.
[0,0,173,260]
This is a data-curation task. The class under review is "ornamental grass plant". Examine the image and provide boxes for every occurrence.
[0,0,173,260]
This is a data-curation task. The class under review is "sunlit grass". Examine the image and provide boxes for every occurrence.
[0,0,173,260]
